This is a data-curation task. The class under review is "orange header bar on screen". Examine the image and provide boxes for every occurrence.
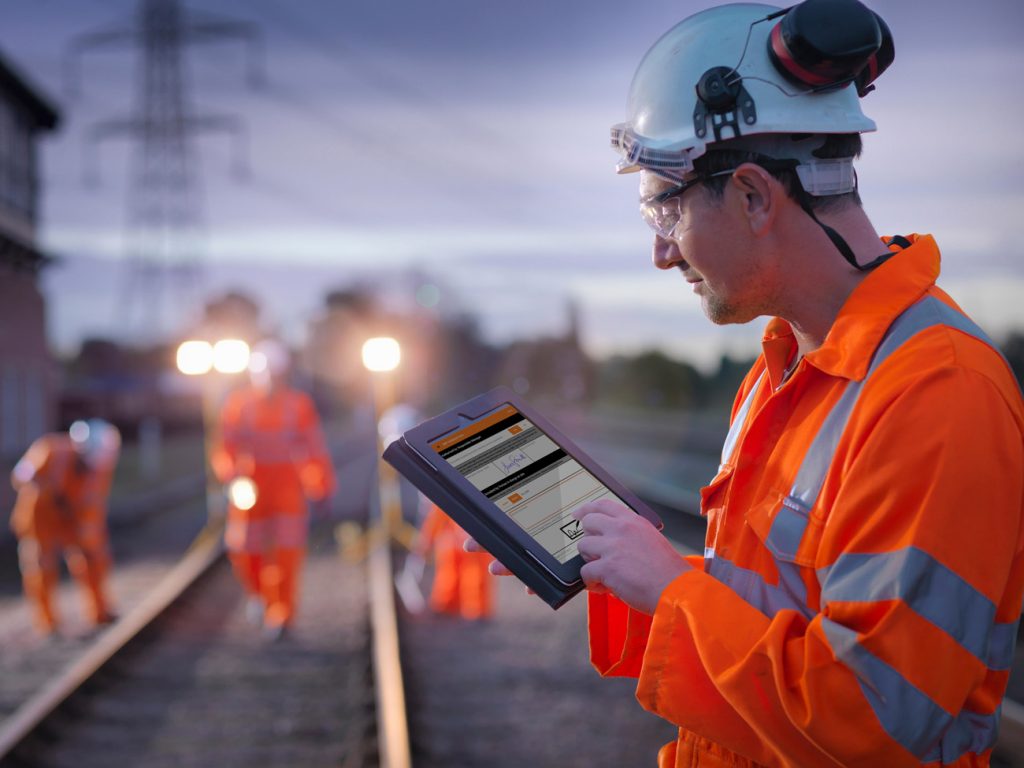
[431,404,518,452]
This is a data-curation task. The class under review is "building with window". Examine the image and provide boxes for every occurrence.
[0,49,60,514]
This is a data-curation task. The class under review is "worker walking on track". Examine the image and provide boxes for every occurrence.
[9,419,121,636]
[478,1,1024,765]
[415,502,494,621]
[213,338,337,641]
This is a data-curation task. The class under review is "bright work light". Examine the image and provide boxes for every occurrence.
[362,337,401,372]
[212,339,250,374]
[176,340,214,376]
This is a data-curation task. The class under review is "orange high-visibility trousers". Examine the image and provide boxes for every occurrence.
[419,504,494,620]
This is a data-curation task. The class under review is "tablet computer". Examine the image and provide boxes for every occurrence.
[382,386,663,609]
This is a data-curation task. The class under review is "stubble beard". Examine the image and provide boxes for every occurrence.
[702,291,741,325]
[701,288,760,326]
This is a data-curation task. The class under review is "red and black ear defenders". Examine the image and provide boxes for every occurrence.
[693,0,893,140]
[766,0,894,96]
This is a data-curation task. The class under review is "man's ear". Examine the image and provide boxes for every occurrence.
[729,163,778,236]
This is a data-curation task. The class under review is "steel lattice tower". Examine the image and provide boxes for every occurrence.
[68,0,260,337]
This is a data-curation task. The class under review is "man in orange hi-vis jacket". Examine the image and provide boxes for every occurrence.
[476,2,1024,765]
[10,419,120,636]
[213,339,336,641]
[415,503,493,620]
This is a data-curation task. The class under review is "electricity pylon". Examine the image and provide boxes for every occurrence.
[66,0,262,338]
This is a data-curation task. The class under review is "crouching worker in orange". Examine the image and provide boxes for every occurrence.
[9,419,120,636]
[414,503,493,621]
[213,338,337,641]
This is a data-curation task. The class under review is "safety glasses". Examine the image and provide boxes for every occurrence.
[638,169,737,238]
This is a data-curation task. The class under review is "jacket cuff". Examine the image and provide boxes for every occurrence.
[588,591,654,678]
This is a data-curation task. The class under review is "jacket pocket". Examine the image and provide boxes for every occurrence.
[699,463,734,520]
[738,490,823,618]
[744,488,825,568]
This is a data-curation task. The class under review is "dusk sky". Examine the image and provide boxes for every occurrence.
[2,0,1022,370]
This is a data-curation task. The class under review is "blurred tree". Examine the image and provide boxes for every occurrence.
[704,354,756,410]
[594,350,701,410]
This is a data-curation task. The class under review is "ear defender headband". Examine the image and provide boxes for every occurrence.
[693,0,894,138]
[766,0,894,96]
[689,0,897,272]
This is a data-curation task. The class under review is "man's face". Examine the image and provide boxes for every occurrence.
[638,170,774,325]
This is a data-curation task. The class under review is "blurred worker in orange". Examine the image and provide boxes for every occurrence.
[415,503,493,620]
[212,338,337,641]
[9,419,121,636]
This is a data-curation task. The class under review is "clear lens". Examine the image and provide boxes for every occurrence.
[639,196,683,238]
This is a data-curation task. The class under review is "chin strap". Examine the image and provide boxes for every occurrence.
[786,179,892,272]
[795,192,893,272]
[753,156,895,272]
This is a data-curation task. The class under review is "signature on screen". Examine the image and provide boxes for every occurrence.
[498,450,530,475]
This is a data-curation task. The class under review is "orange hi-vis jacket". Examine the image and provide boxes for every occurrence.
[10,433,83,543]
[588,235,1024,767]
[214,386,336,552]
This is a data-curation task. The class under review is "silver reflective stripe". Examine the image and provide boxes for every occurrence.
[923,705,1002,764]
[801,295,1011,761]
[823,618,1001,763]
[707,554,814,620]
[248,443,297,464]
[720,371,765,467]
[819,547,1002,667]
[762,495,812,561]
[765,295,1001,559]
[822,619,954,758]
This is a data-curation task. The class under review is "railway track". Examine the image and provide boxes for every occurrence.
[0,415,1020,766]
[0,521,378,768]
[0,429,391,768]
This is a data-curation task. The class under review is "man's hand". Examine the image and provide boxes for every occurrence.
[574,499,690,615]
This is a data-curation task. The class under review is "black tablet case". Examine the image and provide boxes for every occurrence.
[383,437,585,609]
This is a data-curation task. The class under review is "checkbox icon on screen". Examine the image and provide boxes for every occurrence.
[560,519,584,541]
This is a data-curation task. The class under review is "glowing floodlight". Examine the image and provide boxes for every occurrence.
[176,340,214,376]
[362,337,401,373]
[212,339,250,374]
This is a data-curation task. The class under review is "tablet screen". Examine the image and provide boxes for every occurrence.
[431,403,626,563]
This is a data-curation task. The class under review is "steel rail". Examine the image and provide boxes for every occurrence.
[367,455,413,768]
[0,522,224,761]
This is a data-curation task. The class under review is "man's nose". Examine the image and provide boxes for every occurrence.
[652,234,682,271]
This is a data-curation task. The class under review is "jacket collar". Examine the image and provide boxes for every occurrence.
[762,234,941,383]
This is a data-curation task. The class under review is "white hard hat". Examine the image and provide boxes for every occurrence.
[612,1,892,187]
[69,418,121,467]
[249,338,291,378]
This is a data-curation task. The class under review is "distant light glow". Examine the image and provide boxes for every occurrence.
[362,337,401,372]
[416,283,440,308]
[228,477,258,510]
[213,339,250,374]
[177,340,214,376]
